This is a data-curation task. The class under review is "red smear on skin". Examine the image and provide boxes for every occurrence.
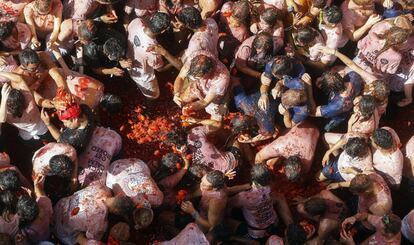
[176,189,187,204]
[300,219,315,235]
[71,207,80,216]
[108,236,120,245]
[153,150,161,156]
[222,11,232,17]
[185,154,192,160]
[176,163,182,170]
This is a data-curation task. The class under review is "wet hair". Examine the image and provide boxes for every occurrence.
[286,223,307,245]
[78,20,97,41]
[206,170,226,189]
[100,93,122,114]
[110,222,131,242]
[210,223,232,242]
[0,190,17,221]
[34,0,52,13]
[352,0,373,5]
[320,71,345,95]
[370,80,390,103]
[304,197,327,216]
[0,233,13,245]
[358,95,376,119]
[271,56,293,76]
[261,8,278,26]
[6,89,25,118]
[188,55,215,78]
[110,196,134,218]
[281,89,307,107]
[312,0,327,8]
[252,32,273,54]
[232,1,250,22]
[49,154,73,178]
[133,207,154,229]
[17,196,39,228]
[349,174,373,193]
[284,155,302,181]
[230,115,255,135]
[296,27,316,45]
[148,12,171,34]
[18,48,40,66]
[83,41,101,60]
[0,169,21,191]
[177,7,203,29]
[324,6,342,24]
[251,164,271,186]
[161,153,183,172]
[165,127,188,148]
[344,137,369,158]
[187,164,210,180]
[383,214,402,235]
[0,21,15,40]
[377,27,411,54]
[103,38,125,61]
[372,128,393,149]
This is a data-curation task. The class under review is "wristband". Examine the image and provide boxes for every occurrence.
[94,17,102,22]
[261,92,267,96]
[191,211,199,219]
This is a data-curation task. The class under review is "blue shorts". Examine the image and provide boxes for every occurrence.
[321,156,345,182]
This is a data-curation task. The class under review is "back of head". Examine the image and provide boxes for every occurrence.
[252,32,273,54]
[133,207,154,229]
[230,115,255,135]
[17,196,39,227]
[49,154,73,178]
[349,174,372,193]
[286,223,307,245]
[383,214,402,235]
[188,55,215,78]
[261,8,278,26]
[372,128,393,149]
[100,93,122,114]
[103,37,125,61]
[251,164,271,186]
[344,137,369,158]
[283,155,303,182]
[78,20,97,41]
[110,195,134,218]
[304,197,327,216]
[148,12,171,34]
[177,7,203,29]
[0,169,21,191]
[312,0,327,8]
[161,153,182,172]
[320,71,345,95]
[394,15,413,31]
[358,95,376,119]
[0,21,15,40]
[165,127,188,148]
[109,222,131,242]
[232,0,250,22]
[7,89,25,118]
[271,56,293,76]
[206,170,226,189]
[296,27,316,45]
[324,6,342,24]
[0,190,17,216]
[281,89,307,107]
[83,41,101,60]
[18,48,40,66]
[370,80,390,102]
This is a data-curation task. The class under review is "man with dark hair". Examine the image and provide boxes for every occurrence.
[229,164,293,241]
[295,190,347,244]
[17,196,39,228]
[371,127,403,187]
[0,169,21,191]
[0,21,31,51]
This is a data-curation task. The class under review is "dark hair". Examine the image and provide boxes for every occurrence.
[284,155,303,181]
[206,170,226,189]
[251,164,271,186]
[296,27,316,45]
[161,153,183,171]
[370,80,390,103]
[349,174,372,193]
[232,1,250,22]
[324,6,342,24]
[383,214,402,234]
[17,196,39,228]
[148,12,171,34]
[344,137,369,158]
[320,71,345,95]
[230,115,254,135]
[358,95,376,119]
[286,223,307,245]
[281,89,307,107]
[83,42,101,60]
[187,164,210,180]
[110,196,134,218]
[6,89,25,118]
[304,197,327,216]
[252,32,273,54]
[0,169,21,191]
[49,154,73,178]
[103,37,125,61]
[78,20,97,41]
[18,48,40,66]
[188,55,215,78]
[261,8,278,26]
[0,190,17,221]
[372,128,393,149]
[210,223,231,242]
[100,93,122,114]
[177,7,203,29]
[133,207,154,229]
[165,128,188,148]
[312,0,327,8]
[271,56,293,76]
[0,21,15,40]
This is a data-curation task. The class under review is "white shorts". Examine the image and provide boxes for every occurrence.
[129,65,160,99]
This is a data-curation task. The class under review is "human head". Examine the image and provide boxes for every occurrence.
[319,71,345,95]
[369,80,390,103]
[148,12,171,34]
[0,169,20,191]
[18,48,40,70]
[177,7,203,29]
[286,223,307,245]
[296,27,316,46]
[200,170,226,191]
[188,55,215,80]
[230,1,250,25]
[34,0,52,15]
[381,214,401,238]
[0,190,17,216]
[161,153,183,174]
[251,164,272,186]
[270,56,293,77]
[261,8,278,26]
[344,137,369,159]
[49,154,73,178]
[283,155,303,181]
[103,38,125,61]
[323,5,342,25]
[78,20,97,44]
[372,128,393,150]
[133,207,154,230]
[100,93,122,114]
[252,32,273,55]
[6,89,25,118]
[301,197,327,217]
[281,89,307,108]
[230,115,255,135]
[349,174,373,194]
[187,164,210,180]
[106,195,134,219]
[357,95,376,119]
[17,196,39,227]
[0,21,15,40]
[165,128,188,148]
[311,0,327,8]
[109,222,131,241]
[352,0,373,6]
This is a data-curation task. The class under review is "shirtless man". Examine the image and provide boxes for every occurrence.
[0,21,31,51]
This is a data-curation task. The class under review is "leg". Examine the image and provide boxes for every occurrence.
[130,68,160,100]
[323,132,343,149]
[398,83,414,107]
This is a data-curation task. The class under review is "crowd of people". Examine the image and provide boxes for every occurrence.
[0,0,414,243]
